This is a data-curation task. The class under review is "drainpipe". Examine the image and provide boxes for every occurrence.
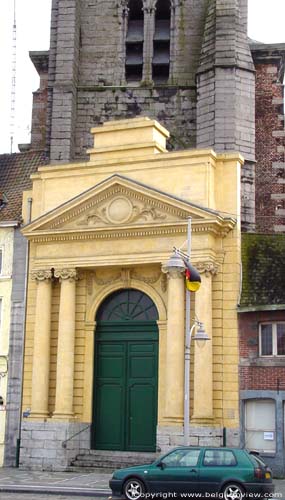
[16,197,32,467]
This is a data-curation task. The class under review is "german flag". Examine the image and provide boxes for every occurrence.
[185,262,201,292]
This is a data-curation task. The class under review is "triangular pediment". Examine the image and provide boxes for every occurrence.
[23,175,235,239]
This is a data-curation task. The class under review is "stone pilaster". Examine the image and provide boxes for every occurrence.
[53,269,78,420]
[191,263,217,423]
[163,267,185,422]
[30,270,53,419]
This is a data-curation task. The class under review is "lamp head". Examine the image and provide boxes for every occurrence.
[164,252,186,272]
[192,322,210,347]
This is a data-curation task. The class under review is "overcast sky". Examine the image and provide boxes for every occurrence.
[0,0,285,154]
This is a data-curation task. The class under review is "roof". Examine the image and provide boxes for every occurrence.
[240,233,285,311]
[0,150,49,222]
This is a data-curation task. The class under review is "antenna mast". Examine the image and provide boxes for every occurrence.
[10,0,17,154]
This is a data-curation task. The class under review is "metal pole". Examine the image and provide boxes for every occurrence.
[184,217,191,445]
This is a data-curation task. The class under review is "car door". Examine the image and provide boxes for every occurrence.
[199,449,238,494]
[147,448,202,494]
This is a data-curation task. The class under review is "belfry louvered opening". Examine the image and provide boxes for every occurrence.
[125,0,144,82]
[153,0,170,83]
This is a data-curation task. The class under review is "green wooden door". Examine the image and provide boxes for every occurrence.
[92,289,159,452]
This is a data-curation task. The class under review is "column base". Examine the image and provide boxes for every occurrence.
[190,416,214,425]
[29,411,50,420]
[52,412,74,420]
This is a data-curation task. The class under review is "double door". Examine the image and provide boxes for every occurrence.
[92,326,158,452]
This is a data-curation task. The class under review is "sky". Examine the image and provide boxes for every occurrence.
[0,0,285,155]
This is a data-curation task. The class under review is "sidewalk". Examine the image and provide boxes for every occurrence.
[0,467,285,498]
[0,468,112,497]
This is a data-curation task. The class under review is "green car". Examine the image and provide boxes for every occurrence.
[109,447,274,500]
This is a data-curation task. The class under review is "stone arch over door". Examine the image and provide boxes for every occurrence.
[92,288,159,451]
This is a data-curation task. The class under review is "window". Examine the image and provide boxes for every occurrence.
[125,0,144,82]
[203,450,237,466]
[153,0,170,83]
[245,399,276,453]
[162,448,201,467]
[259,323,285,356]
[124,0,171,83]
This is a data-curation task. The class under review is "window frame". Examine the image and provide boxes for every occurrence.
[259,322,285,357]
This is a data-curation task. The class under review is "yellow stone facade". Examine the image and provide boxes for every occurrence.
[0,227,14,465]
[21,118,242,464]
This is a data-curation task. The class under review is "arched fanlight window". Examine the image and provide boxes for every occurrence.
[125,0,144,82]
[153,0,170,83]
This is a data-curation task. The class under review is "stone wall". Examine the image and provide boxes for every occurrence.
[20,421,91,470]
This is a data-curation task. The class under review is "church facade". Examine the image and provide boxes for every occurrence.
[20,118,242,469]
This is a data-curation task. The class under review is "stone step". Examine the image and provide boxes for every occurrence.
[71,450,158,471]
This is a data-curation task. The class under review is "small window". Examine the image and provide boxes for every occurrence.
[245,399,276,453]
[162,449,200,468]
[260,323,285,356]
[203,450,237,467]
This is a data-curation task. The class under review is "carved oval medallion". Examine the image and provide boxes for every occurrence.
[106,197,133,224]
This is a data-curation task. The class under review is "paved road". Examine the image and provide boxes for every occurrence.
[1,495,107,500]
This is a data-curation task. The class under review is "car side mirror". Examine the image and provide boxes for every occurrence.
[157,461,166,470]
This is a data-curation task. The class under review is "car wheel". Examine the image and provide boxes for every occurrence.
[123,477,146,500]
[222,483,245,500]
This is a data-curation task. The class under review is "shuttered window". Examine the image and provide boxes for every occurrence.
[125,0,144,82]
[153,0,170,83]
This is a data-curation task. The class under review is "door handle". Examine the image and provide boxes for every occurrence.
[190,469,197,473]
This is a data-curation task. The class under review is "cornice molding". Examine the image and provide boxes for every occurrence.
[24,218,236,244]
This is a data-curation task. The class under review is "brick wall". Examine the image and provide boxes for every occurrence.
[253,48,285,233]
[239,310,285,391]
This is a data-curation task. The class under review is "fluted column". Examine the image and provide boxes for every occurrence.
[30,270,52,418]
[53,269,78,419]
[164,268,185,422]
[192,263,217,423]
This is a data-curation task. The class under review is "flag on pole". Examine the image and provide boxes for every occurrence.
[185,262,201,292]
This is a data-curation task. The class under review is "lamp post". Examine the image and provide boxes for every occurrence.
[184,320,209,445]
[172,217,210,445]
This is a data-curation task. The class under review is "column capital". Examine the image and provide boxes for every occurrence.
[162,265,185,280]
[143,0,156,13]
[54,268,79,281]
[196,261,219,277]
[31,269,52,282]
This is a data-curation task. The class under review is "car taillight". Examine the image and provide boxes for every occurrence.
[254,467,264,479]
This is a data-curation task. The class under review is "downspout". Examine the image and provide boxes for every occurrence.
[16,196,32,467]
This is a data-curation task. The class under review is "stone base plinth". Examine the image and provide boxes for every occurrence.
[20,420,91,471]
[157,425,240,453]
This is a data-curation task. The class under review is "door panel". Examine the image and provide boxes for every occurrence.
[93,342,126,450]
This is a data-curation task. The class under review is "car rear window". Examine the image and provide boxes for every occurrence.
[203,450,237,466]
[249,453,267,467]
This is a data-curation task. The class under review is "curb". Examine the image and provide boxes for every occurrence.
[0,484,112,497]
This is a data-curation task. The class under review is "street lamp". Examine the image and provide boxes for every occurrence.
[184,320,210,445]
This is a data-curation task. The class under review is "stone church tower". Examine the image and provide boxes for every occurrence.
[40,0,255,226]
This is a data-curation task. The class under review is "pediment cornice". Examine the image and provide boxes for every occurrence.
[22,175,236,242]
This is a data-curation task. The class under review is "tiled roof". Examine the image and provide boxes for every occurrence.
[0,150,49,222]
[240,233,285,308]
